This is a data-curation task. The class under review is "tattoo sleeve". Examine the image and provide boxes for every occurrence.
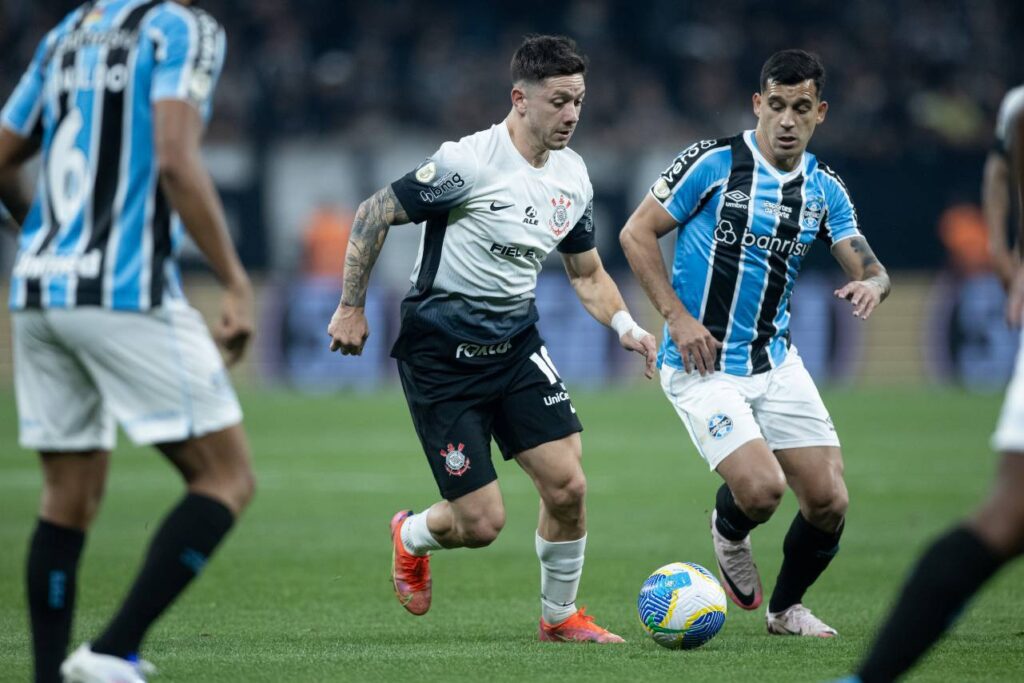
[340,186,409,307]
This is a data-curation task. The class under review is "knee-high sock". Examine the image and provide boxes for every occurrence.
[857,527,1003,683]
[91,494,234,658]
[536,533,585,625]
[27,519,85,683]
[769,512,843,613]
[715,483,761,541]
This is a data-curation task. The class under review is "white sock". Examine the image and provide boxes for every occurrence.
[401,510,442,556]
[536,532,586,625]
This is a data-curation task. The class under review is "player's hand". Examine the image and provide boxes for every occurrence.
[619,326,657,379]
[1006,267,1024,327]
[216,280,254,367]
[833,280,883,320]
[328,304,369,355]
[667,310,721,376]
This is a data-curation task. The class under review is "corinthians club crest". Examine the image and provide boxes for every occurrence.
[440,442,470,476]
[548,195,572,236]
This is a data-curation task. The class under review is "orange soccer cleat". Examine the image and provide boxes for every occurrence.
[538,607,625,643]
[390,510,432,615]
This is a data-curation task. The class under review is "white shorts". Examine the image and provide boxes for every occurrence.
[13,304,242,451]
[992,327,1024,452]
[659,346,840,470]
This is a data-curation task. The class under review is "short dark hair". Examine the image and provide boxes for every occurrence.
[760,49,826,97]
[511,35,587,84]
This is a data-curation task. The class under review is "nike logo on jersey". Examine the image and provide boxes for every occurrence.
[489,201,514,211]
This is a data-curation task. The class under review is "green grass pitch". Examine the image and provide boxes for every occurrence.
[1,386,1022,681]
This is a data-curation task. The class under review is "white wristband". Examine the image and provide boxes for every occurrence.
[610,310,634,338]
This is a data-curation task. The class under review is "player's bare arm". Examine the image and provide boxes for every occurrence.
[620,194,722,376]
[1005,111,1024,325]
[561,246,656,378]
[0,126,40,228]
[155,99,253,365]
[327,185,410,356]
[831,236,891,320]
[983,151,1014,288]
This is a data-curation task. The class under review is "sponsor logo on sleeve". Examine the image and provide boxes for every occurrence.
[415,161,437,183]
[418,171,465,203]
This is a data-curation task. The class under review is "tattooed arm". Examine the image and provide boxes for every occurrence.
[327,186,411,355]
[831,236,891,320]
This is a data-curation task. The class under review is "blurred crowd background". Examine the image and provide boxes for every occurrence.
[0,0,1022,389]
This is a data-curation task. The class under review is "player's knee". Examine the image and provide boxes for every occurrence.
[41,480,105,530]
[545,471,587,518]
[735,477,785,520]
[459,515,504,548]
[803,487,848,532]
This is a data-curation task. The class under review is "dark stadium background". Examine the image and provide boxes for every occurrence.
[2,0,1022,389]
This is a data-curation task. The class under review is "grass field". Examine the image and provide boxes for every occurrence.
[1,385,1022,682]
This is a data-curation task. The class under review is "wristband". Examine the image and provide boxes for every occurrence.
[611,310,651,342]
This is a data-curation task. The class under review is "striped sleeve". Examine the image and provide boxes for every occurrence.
[148,5,226,121]
[649,139,730,223]
[0,31,54,137]
[818,165,862,246]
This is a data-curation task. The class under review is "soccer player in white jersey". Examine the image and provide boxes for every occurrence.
[620,50,891,637]
[327,35,656,643]
[0,2,254,681]
[842,84,1024,683]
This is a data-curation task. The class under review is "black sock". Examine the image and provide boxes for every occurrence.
[714,483,761,541]
[857,527,1003,683]
[27,519,85,683]
[91,493,234,658]
[768,512,843,613]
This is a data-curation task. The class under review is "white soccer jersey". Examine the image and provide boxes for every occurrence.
[995,85,1024,157]
[390,122,595,361]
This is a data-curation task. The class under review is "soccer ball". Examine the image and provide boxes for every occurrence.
[637,562,727,649]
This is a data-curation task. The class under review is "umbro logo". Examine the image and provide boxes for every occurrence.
[723,189,750,210]
[489,201,514,211]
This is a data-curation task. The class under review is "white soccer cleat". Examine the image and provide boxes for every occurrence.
[710,509,763,610]
[60,644,154,683]
[766,603,838,638]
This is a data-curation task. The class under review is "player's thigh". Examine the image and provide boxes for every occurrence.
[12,311,115,451]
[157,424,255,515]
[492,344,583,463]
[513,432,585,505]
[774,445,848,521]
[397,361,499,502]
[659,363,767,473]
[755,346,840,453]
[48,305,242,447]
[991,340,1024,454]
[447,480,506,534]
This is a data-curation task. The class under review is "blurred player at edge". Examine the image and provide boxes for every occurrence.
[838,85,1024,683]
[327,35,656,643]
[0,1,254,681]
[620,50,891,638]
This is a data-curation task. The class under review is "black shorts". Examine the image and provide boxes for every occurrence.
[397,333,583,501]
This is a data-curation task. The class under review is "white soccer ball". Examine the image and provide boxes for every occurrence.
[637,562,727,649]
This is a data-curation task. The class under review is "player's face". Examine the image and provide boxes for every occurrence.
[753,79,828,166]
[522,74,586,151]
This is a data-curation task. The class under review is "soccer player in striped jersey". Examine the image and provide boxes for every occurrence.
[620,49,891,637]
[0,2,254,681]
[842,84,1024,683]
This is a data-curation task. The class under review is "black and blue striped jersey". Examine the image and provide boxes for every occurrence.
[1,0,225,311]
[650,131,862,376]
